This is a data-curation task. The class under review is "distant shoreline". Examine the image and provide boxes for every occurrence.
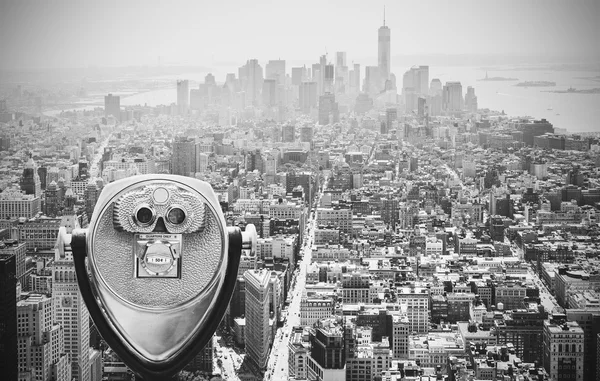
[515,81,556,87]
[477,77,518,81]
[544,88,600,94]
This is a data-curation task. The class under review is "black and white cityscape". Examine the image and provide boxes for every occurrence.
[1,1,600,381]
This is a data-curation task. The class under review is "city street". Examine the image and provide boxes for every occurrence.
[527,267,561,313]
[264,189,321,381]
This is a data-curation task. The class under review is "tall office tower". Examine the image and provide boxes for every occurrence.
[104,94,120,120]
[378,8,391,83]
[0,239,26,287]
[543,317,584,381]
[84,179,99,221]
[566,309,600,381]
[264,154,277,176]
[397,287,430,333]
[282,124,295,143]
[392,315,410,359]
[239,59,264,107]
[20,157,41,197]
[37,166,47,190]
[171,138,196,177]
[245,149,264,173]
[244,269,272,371]
[195,152,209,173]
[323,64,334,94]
[265,60,286,85]
[495,306,548,365]
[417,66,429,95]
[402,66,429,96]
[311,63,320,81]
[299,82,318,114]
[262,79,277,107]
[417,97,428,118]
[335,52,347,72]
[18,294,71,381]
[318,55,327,95]
[291,66,307,86]
[53,228,90,381]
[45,181,59,217]
[364,66,381,95]
[385,108,398,135]
[0,253,18,381]
[318,93,339,125]
[205,73,216,86]
[307,319,346,381]
[429,96,442,117]
[442,81,463,112]
[465,86,478,112]
[348,63,360,93]
[430,78,442,96]
[177,80,190,115]
[335,52,348,93]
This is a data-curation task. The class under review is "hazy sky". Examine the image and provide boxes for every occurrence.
[1,0,598,70]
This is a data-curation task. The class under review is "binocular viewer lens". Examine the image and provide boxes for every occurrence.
[67,175,255,380]
[135,206,155,225]
[167,207,186,225]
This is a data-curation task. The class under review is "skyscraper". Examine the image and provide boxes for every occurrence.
[0,239,26,288]
[335,52,348,93]
[265,59,286,85]
[442,81,463,112]
[429,78,442,96]
[318,93,339,125]
[378,8,391,83]
[45,181,59,217]
[307,319,346,381]
[291,66,307,86]
[299,82,317,114]
[53,227,90,381]
[177,80,190,115]
[349,63,361,94]
[364,66,381,95]
[239,59,264,107]
[262,79,277,107]
[402,66,429,96]
[171,137,196,176]
[385,108,398,135]
[465,86,478,113]
[244,269,272,371]
[17,294,71,381]
[0,253,18,381]
[104,94,120,121]
[318,54,327,95]
[84,179,99,221]
[323,64,334,94]
[20,157,41,197]
[543,318,584,381]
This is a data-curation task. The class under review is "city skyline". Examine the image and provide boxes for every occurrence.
[1,0,599,70]
[1,2,600,381]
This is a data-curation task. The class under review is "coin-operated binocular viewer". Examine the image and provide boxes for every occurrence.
[67,175,256,380]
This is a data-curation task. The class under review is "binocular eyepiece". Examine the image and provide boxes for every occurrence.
[66,175,256,380]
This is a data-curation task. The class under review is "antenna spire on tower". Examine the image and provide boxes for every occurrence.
[383,5,386,26]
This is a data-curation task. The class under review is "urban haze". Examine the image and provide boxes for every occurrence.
[1,1,600,381]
